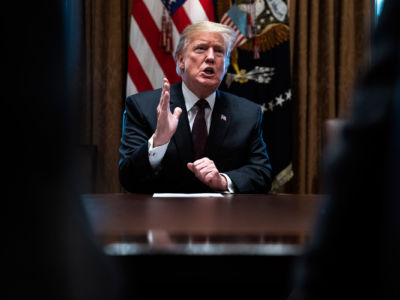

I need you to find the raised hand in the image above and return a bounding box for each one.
[153,78,182,147]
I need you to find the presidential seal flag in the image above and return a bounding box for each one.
[126,0,215,96]
[218,0,293,191]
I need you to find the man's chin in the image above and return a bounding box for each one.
[198,78,220,89]
[185,77,222,97]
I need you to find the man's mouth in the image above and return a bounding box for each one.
[203,67,215,75]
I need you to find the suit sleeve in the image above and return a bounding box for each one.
[118,95,160,193]
[225,107,273,193]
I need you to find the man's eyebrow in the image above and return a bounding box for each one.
[192,41,225,48]
[192,41,207,45]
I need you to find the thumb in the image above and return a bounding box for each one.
[187,162,194,172]
[173,107,182,119]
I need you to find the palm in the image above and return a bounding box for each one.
[153,78,182,147]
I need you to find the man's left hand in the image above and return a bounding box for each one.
[187,158,227,191]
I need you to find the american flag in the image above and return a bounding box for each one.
[127,0,215,96]
[220,5,248,49]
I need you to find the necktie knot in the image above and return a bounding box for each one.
[195,99,209,111]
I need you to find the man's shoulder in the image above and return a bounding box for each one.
[126,87,162,104]
[125,86,163,113]
[125,82,182,106]
[218,89,261,111]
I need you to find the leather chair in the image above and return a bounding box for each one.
[323,118,346,151]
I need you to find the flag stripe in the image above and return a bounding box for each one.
[143,0,164,30]
[171,5,192,33]
[128,46,153,92]
[126,73,138,97]
[142,0,181,74]
[132,1,180,84]
[220,13,247,48]
[143,0,181,49]
[220,14,229,24]
[129,16,164,89]
[199,0,214,21]
[183,0,208,24]
[235,35,246,47]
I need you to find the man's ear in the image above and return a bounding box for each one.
[177,55,185,73]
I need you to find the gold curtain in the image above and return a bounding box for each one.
[288,0,372,194]
[82,0,132,192]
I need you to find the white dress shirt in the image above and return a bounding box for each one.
[148,82,234,192]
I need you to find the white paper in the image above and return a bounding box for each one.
[153,193,224,198]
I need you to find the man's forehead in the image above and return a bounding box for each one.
[188,32,225,45]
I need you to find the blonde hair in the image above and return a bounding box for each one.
[174,21,237,76]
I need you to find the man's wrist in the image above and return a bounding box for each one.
[148,135,169,170]
[220,173,234,193]
[153,131,170,148]
[219,174,228,191]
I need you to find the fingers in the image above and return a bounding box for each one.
[173,106,182,120]
[158,78,181,121]
[203,169,220,183]
[153,78,181,147]
[187,158,208,171]
[187,158,217,180]
[160,78,170,111]
[187,158,226,190]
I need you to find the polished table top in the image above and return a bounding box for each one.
[82,193,322,256]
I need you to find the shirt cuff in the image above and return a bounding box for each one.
[220,173,235,193]
[148,135,169,170]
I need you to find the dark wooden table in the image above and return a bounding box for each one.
[82,193,322,299]
[82,193,321,255]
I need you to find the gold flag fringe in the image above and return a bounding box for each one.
[270,163,293,193]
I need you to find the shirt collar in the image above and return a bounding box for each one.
[182,82,216,112]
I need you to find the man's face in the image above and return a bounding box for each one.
[178,32,227,99]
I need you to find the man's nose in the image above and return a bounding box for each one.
[205,48,215,62]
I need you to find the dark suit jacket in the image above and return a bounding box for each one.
[119,81,272,193]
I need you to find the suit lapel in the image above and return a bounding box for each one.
[169,85,230,162]
[169,82,194,163]
[206,90,230,157]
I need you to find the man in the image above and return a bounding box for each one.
[119,21,272,193]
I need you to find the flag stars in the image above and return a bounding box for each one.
[268,101,275,111]
[261,89,292,113]
[260,103,267,113]
[275,95,285,106]
[285,90,291,100]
